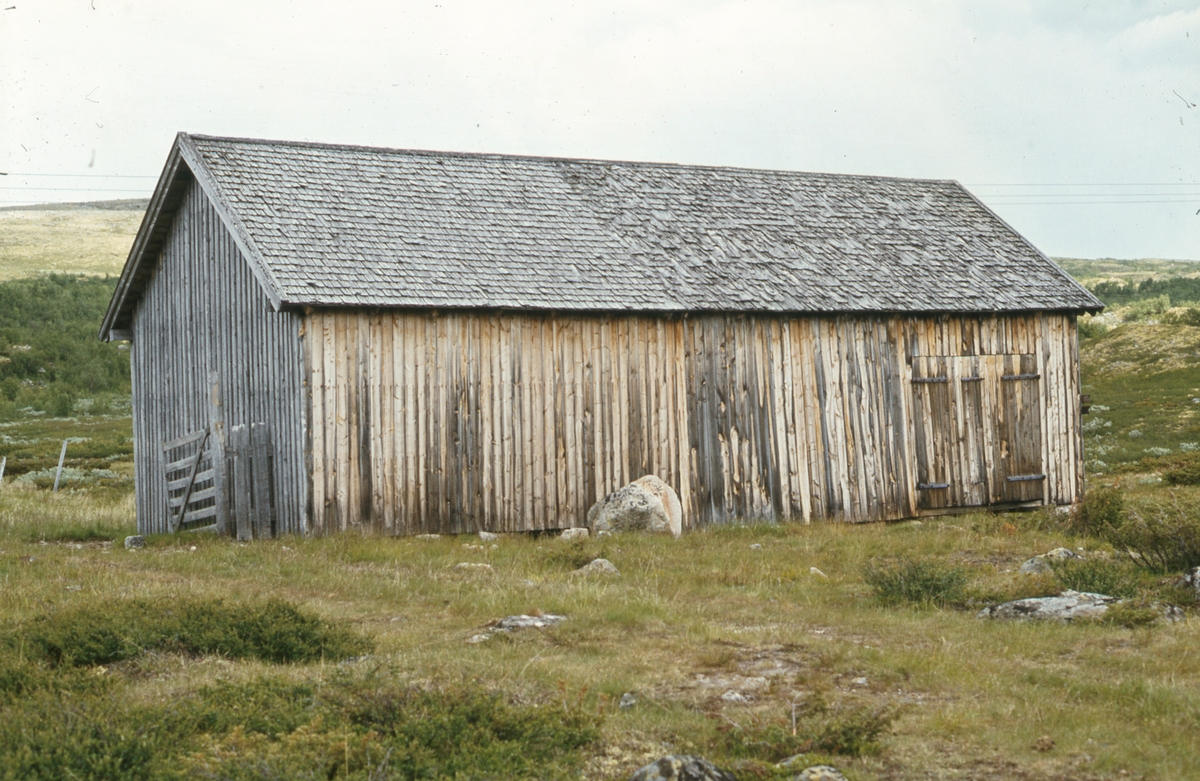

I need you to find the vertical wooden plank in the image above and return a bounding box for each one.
[230,425,251,541]
[250,422,273,538]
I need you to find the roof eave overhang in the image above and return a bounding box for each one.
[99,132,287,342]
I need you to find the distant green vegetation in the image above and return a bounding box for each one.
[1054,257,1200,289]
[0,274,130,421]
[1089,277,1200,309]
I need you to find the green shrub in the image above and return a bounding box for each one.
[863,557,967,607]
[1077,316,1109,339]
[24,520,128,543]
[1109,494,1200,572]
[1070,486,1126,536]
[1097,601,1164,629]
[44,386,77,418]
[1050,558,1142,598]
[1162,307,1200,327]
[18,597,370,667]
[718,694,899,760]
[1125,294,1172,321]
[0,690,166,781]
[1163,454,1200,486]
[0,670,600,781]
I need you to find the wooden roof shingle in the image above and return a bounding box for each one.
[101,133,1100,337]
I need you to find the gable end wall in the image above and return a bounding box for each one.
[129,178,308,534]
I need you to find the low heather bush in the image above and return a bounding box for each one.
[18,597,370,667]
[1050,558,1142,598]
[863,557,967,607]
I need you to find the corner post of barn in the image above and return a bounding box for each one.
[207,370,230,536]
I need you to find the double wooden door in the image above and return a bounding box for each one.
[910,354,1044,511]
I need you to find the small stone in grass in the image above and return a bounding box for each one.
[619,692,637,709]
[790,766,848,781]
[414,534,441,540]
[1033,735,1056,752]
[124,535,145,549]
[478,531,499,542]
[560,527,589,541]
[749,543,763,550]
[572,558,619,577]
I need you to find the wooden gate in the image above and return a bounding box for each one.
[162,429,219,532]
[910,354,1043,511]
[161,422,276,539]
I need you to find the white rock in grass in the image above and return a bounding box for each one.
[124,535,145,549]
[1020,547,1081,575]
[452,562,494,574]
[478,531,499,542]
[588,475,683,538]
[415,534,441,540]
[492,614,567,631]
[977,590,1116,622]
[559,527,589,541]
[1183,566,1200,599]
[789,766,849,781]
[571,558,620,577]
[1018,557,1053,575]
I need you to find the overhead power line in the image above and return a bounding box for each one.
[0,172,158,178]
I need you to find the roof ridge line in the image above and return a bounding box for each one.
[184,133,959,186]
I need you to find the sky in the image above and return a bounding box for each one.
[1,0,1198,260]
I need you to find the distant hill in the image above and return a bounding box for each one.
[0,199,147,281]
[1054,257,1200,288]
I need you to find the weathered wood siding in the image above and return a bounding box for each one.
[302,310,1082,534]
[129,177,308,535]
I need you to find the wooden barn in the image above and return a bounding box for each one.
[100,133,1102,539]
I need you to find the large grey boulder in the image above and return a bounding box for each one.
[589,475,683,538]
[630,755,736,781]
[977,590,1117,621]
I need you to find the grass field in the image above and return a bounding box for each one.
[0,200,144,281]
[0,487,1197,780]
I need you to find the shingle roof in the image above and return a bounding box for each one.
[104,133,1101,335]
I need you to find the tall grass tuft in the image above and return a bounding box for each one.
[862,557,967,607]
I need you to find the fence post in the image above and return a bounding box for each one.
[52,440,68,492]
[0,455,6,484]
